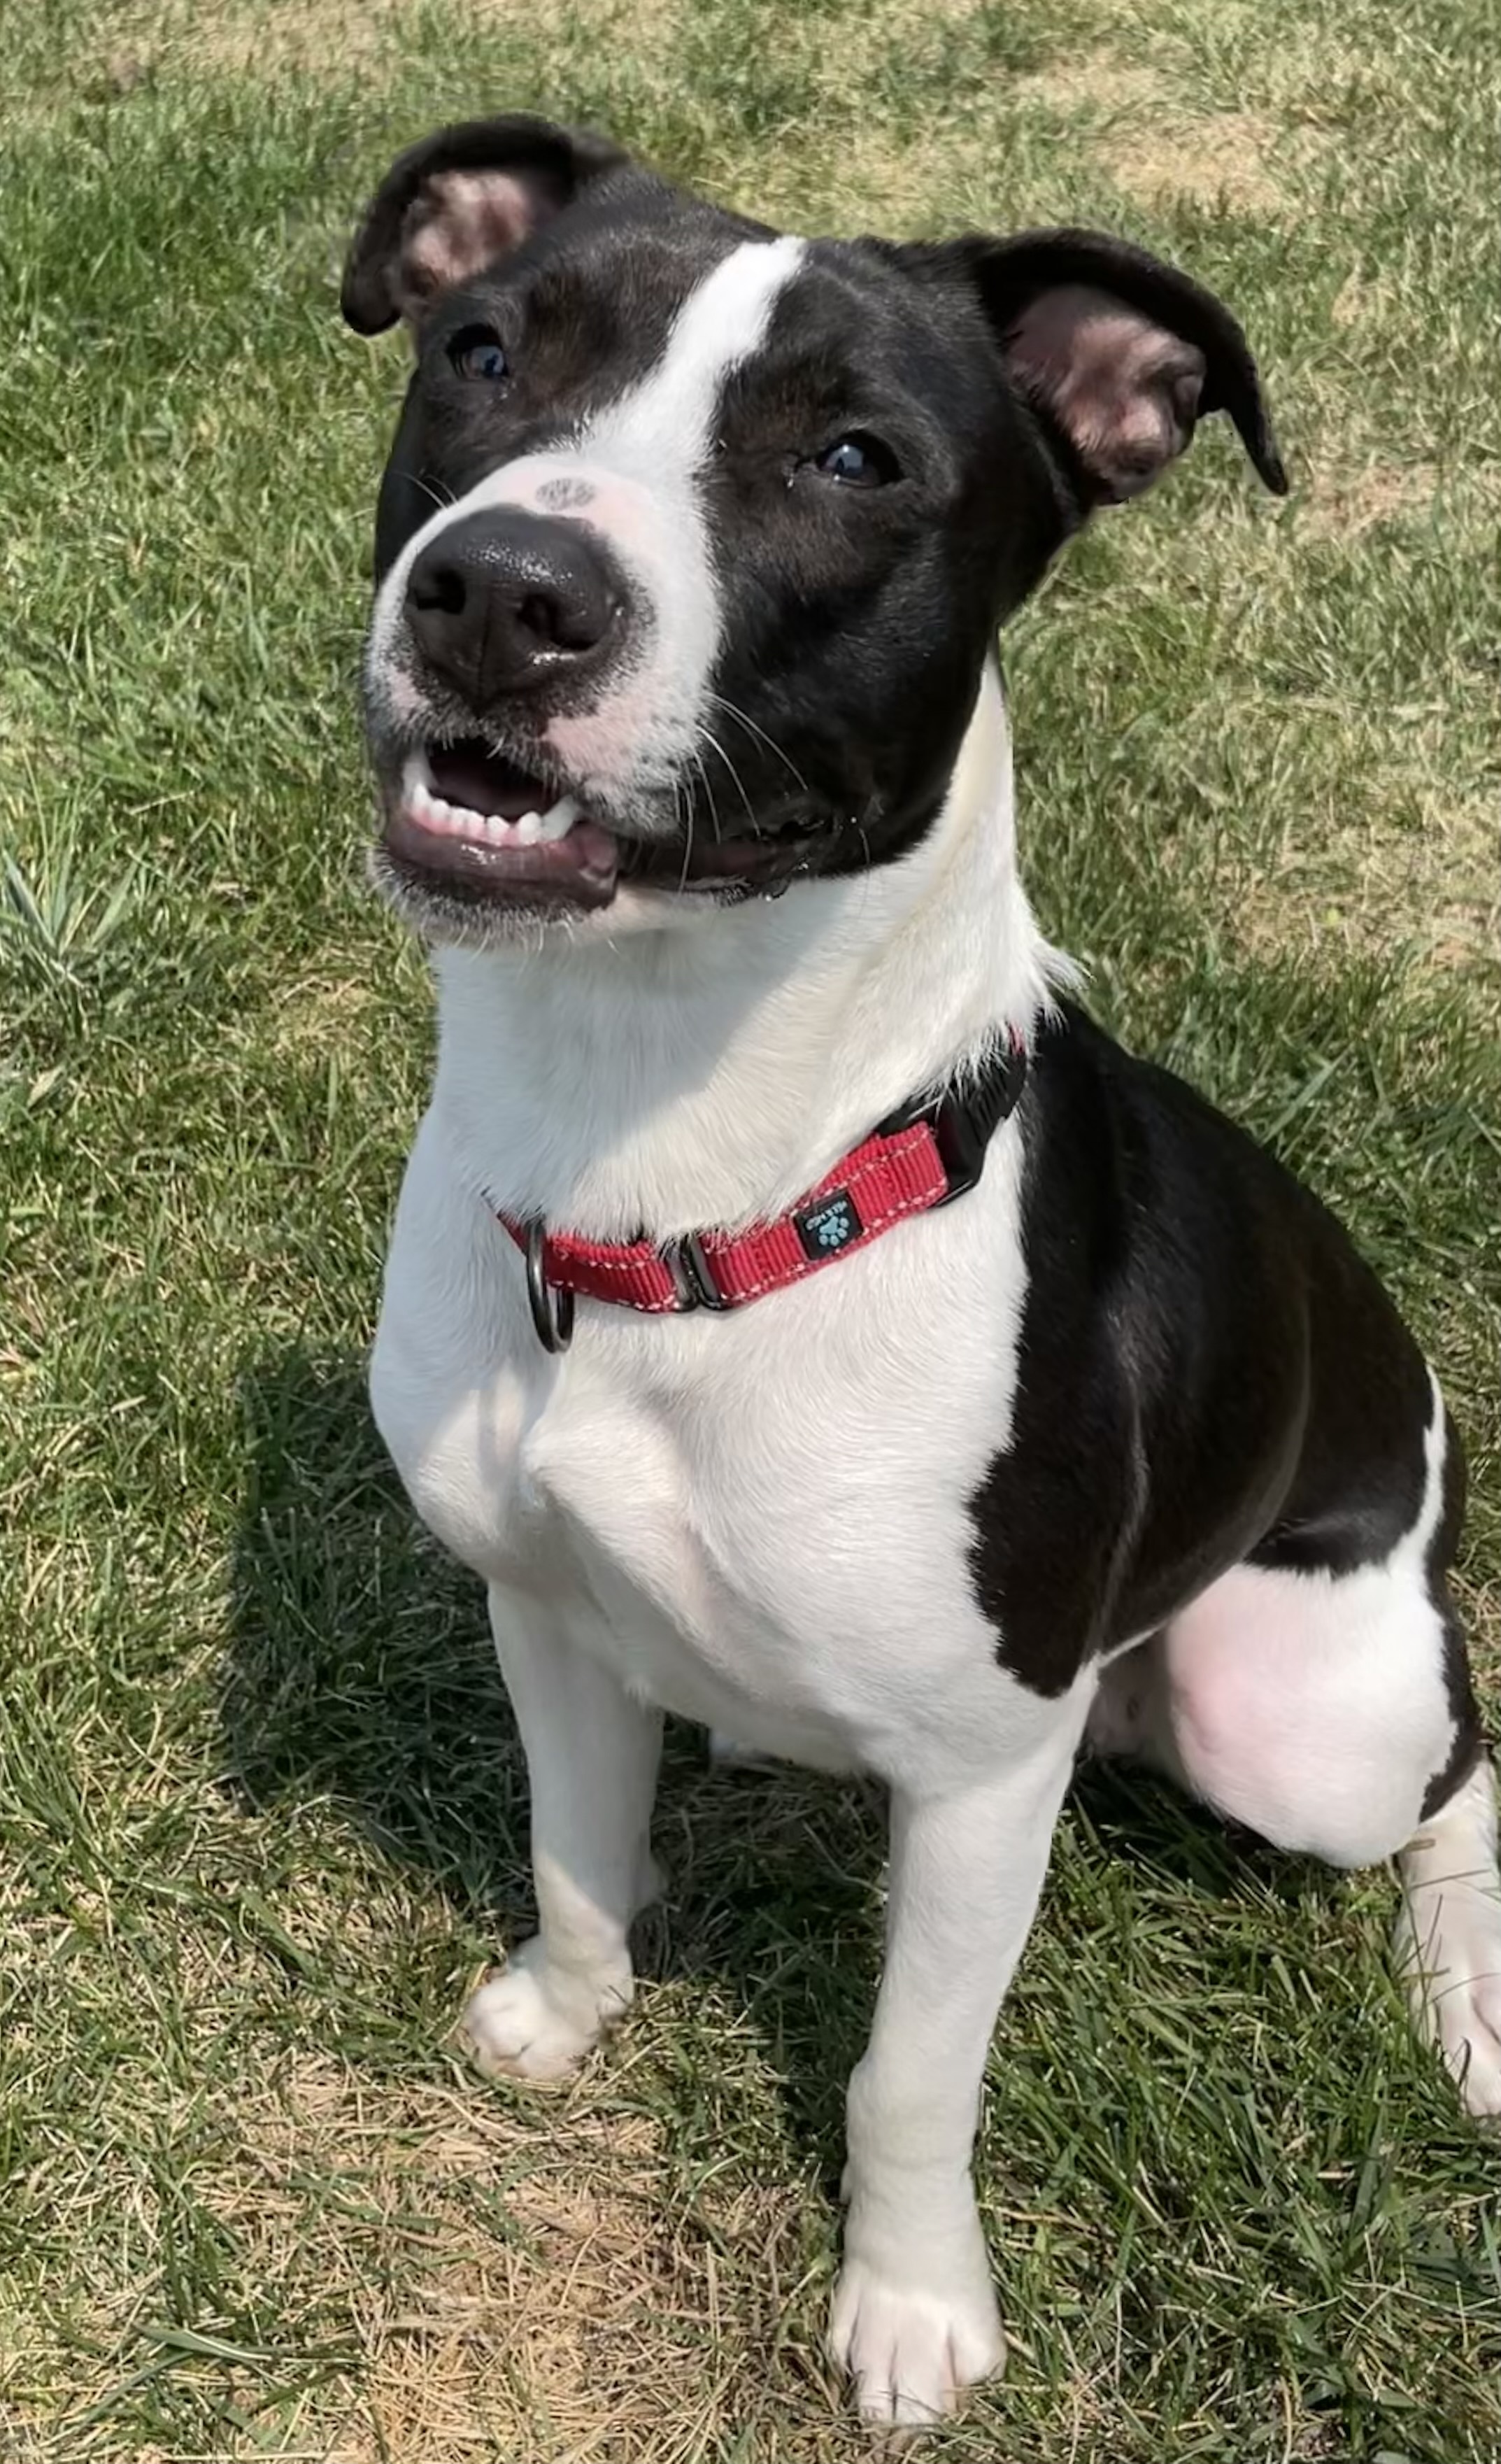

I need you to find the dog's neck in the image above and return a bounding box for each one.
[425,667,1055,1237]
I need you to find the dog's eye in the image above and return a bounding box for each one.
[448,326,509,383]
[811,432,898,488]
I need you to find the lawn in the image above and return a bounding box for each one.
[1,0,1498,2456]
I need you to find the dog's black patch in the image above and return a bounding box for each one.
[1418,1412,1485,1818]
[969,1005,1446,1697]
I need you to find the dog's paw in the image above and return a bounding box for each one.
[829,2251,1004,2439]
[1414,1962,1501,2118]
[460,1941,631,2083]
[1397,1860,1501,2121]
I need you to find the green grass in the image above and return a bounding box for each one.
[2,0,1498,2455]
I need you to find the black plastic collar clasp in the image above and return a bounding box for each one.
[930,1089,991,1205]
[879,1033,1028,1207]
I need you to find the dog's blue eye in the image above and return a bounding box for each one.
[812,433,896,487]
[449,327,508,383]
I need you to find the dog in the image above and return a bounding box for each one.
[341,115,1501,2433]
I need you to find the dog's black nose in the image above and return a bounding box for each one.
[404,510,620,704]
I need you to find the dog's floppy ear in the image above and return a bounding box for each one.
[341,114,629,337]
[910,229,1286,506]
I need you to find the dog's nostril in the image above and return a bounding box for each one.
[520,585,616,653]
[409,560,467,617]
[520,591,560,642]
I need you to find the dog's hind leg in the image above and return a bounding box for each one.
[1090,1388,1501,2116]
[1094,1606,1501,2115]
[1396,1753,1501,2116]
[462,1580,663,2083]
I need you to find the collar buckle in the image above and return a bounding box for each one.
[886,1033,1028,1208]
[664,1230,731,1312]
[931,1088,990,1205]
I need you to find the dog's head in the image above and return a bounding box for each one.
[345,115,1284,943]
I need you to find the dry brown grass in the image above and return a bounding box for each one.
[1014,50,1170,116]
[75,0,685,94]
[1009,41,1329,221]
[263,970,383,1060]
[29,2055,832,2464]
[89,0,413,84]
[1097,111,1313,218]
[1299,460,1442,540]
[1226,769,1498,981]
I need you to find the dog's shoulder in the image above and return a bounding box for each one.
[973,999,1416,1691]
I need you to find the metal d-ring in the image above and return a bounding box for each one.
[525,1218,574,1354]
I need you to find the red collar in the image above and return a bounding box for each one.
[498,1033,1028,1351]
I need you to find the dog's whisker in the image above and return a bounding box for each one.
[705,691,811,794]
[696,724,757,833]
[671,769,699,893]
[687,744,727,847]
[410,472,457,516]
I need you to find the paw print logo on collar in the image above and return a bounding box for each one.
[794,1189,863,1261]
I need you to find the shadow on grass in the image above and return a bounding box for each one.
[222,1338,1334,2176]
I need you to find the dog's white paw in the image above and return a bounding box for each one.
[1448,1979,1501,2118]
[829,2245,1004,2437]
[1397,1794,1501,2123]
[461,1941,631,2083]
[1413,1962,1501,2118]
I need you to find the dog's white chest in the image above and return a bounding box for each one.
[371,1109,1032,1778]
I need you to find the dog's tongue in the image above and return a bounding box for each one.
[429,742,549,819]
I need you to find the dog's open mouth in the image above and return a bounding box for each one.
[381,741,820,911]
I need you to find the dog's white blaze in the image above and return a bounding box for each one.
[548,234,805,794]
[583,231,806,481]
[367,236,806,808]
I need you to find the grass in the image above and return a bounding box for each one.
[1,0,1498,2455]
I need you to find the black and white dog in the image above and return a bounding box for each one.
[342,116,1500,2433]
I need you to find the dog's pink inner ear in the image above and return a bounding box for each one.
[394,169,543,323]
[1003,283,1207,502]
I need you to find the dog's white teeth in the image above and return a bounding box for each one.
[402,775,576,851]
[534,795,579,843]
[410,779,458,833]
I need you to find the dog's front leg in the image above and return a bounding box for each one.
[462,1580,663,2083]
[832,1706,1086,2435]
